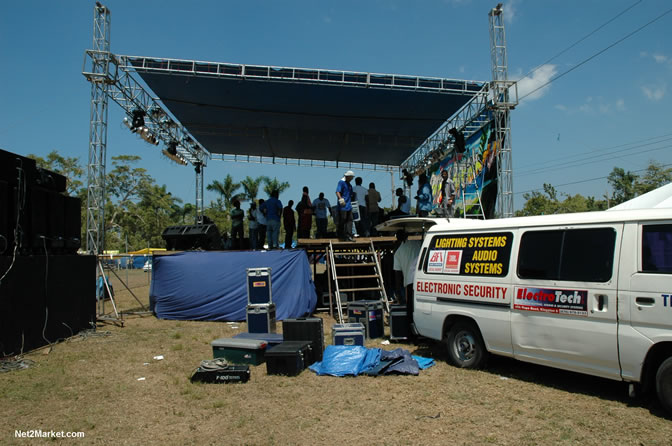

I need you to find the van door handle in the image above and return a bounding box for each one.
[597,294,605,311]
[635,297,655,307]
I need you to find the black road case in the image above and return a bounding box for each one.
[282,317,324,364]
[265,341,312,376]
[190,364,250,384]
[247,303,276,334]
[389,304,410,340]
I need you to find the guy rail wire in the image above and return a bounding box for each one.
[518,6,672,102]
[518,0,643,83]
[515,162,672,196]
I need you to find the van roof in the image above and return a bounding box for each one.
[427,208,672,233]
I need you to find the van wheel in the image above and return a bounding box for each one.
[656,357,672,414]
[446,322,487,369]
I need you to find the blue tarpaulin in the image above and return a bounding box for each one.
[149,250,317,321]
[309,345,435,377]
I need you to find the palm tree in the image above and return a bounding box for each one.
[262,177,291,197]
[240,176,268,202]
[207,174,244,213]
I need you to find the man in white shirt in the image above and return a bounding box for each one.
[352,177,369,237]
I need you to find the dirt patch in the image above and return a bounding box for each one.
[1,274,671,445]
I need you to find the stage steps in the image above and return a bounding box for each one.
[327,240,390,323]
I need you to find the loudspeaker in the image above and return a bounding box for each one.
[35,167,66,193]
[47,191,65,249]
[0,180,8,255]
[162,224,222,251]
[29,186,49,251]
[64,196,81,253]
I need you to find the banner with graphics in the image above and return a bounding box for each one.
[426,232,513,277]
[514,287,588,316]
[428,118,500,219]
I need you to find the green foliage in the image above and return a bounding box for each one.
[240,176,268,202]
[516,183,606,216]
[262,177,291,197]
[206,175,244,213]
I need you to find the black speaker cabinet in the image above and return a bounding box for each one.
[0,180,8,255]
[47,191,65,249]
[162,224,222,251]
[63,195,81,253]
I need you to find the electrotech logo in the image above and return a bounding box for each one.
[514,287,588,316]
[252,281,266,287]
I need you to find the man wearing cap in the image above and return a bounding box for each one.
[335,170,355,242]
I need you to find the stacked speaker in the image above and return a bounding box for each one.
[0,148,95,355]
[0,148,81,255]
[162,223,222,251]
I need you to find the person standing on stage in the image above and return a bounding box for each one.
[437,169,456,218]
[296,186,313,239]
[335,170,355,242]
[365,182,382,235]
[283,199,296,249]
[230,199,244,249]
[414,173,433,217]
[352,177,369,237]
[388,188,411,218]
[261,190,283,249]
[256,198,267,248]
[248,202,258,249]
[312,192,331,239]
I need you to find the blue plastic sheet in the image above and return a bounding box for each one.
[149,250,317,321]
[310,346,435,377]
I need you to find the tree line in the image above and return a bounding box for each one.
[27,151,670,252]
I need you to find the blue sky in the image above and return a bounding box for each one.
[1,0,670,212]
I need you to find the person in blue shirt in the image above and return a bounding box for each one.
[260,190,283,249]
[312,192,332,239]
[414,173,433,217]
[335,170,355,241]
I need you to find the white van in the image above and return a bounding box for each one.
[380,209,672,413]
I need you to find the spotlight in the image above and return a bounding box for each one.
[131,109,145,131]
[402,168,413,187]
[449,128,466,153]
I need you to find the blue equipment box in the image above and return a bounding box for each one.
[247,267,272,304]
[247,303,276,334]
[331,323,365,346]
[347,300,384,339]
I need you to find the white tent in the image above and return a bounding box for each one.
[608,182,672,211]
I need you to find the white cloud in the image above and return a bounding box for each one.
[558,96,625,115]
[516,64,557,101]
[554,104,567,111]
[503,0,518,24]
[616,99,626,111]
[642,83,667,101]
[653,54,668,64]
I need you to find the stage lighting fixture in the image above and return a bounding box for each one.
[401,168,414,187]
[195,162,202,174]
[449,128,466,153]
[131,109,145,131]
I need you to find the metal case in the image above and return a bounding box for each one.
[389,304,410,340]
[331,323,366,346]
[282,317,324,364]
[247,267,272,304]
[246,303,277,334]
[347,300,384,339]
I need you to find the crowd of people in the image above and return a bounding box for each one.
[223,168,456,249]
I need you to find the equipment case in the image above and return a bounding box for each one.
[265,341,312,376]
[389,304,410,340]
[190,364,250,384]
[211,337,267,365]
[234,332,284,347]
[282,317,324,364]
[247,303,276,333]
[247,267,272,304]
[347,300,384,339]
[331,323,366,346]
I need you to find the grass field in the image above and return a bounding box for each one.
[1,270,671,445]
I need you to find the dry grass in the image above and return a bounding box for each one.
[1,270,671,445]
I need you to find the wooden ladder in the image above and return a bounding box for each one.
[327,240,390,323]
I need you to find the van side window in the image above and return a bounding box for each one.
[518,228,616,282]
[642,224,672,273]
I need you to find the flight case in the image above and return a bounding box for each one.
[331,323,366,346]
[246,303,276,333]
[211,338,268,365]
[265,341,312,376]
[347,300,384,339]
[282,317,324,364]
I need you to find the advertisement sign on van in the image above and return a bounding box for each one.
[514,287,588,316]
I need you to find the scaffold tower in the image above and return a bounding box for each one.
[489,3,517,218]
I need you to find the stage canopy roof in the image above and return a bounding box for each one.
[128,56,486,168]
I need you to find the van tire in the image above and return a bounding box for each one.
[446,322,487,369]
[656,357,672,414]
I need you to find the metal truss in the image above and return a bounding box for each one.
[122,55,486,95]
[400,83,491,174]
[85,3,111,256]
[489,3,517,218]
[83,52,209,167]
[210,153,398,173]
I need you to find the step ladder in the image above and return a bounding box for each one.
[327,240,390,323]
